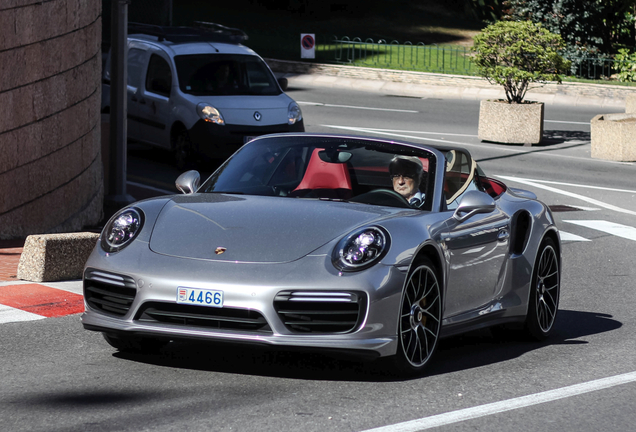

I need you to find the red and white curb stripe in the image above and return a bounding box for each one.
[0,282,84,324]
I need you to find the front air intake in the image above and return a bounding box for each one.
[84,268,137,317]
[135,302,272,333]
[274,291,366,334]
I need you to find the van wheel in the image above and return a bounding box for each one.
[174,129,195,170]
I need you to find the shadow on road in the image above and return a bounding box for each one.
[113,309,621,382]
[541,130,591,146]
[476,137,591,164]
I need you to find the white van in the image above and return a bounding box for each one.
[102,23,304,168]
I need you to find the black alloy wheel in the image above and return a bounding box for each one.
[394,257,442,374]
[525,237,560,340]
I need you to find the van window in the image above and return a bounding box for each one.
[145,54,172,97]
[127,48,146,88]
[174,54,282,96]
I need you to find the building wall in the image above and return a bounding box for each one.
[0,0,103,239]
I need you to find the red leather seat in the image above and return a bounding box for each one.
[291,148,352,199]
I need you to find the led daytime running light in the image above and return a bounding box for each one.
[333,226,390,272]
[101,208,144,253]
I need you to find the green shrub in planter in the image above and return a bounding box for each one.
[615,49,636,82]
[472,21,570,103]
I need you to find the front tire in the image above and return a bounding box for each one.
[174,129,195,170]
[393,258,442,375]
[524,237,560,340]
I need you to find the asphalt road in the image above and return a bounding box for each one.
[2,84,635,431]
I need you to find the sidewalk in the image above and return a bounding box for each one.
[268,59,636,108]
[0,239,23,283]
[0,239,85,324]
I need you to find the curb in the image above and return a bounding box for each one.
[267,59,636,108]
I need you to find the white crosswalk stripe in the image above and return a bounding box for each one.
[564,220,636,242]
[559,231,591,242]
[0,304,45,324]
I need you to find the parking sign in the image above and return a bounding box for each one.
[301,33,315,59]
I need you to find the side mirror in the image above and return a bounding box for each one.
[277,77,288,91]
[453,190,496,223]
[175,170,201,194]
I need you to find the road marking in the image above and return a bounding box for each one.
[327,126,478,138]
[320,125,634,166]
[0,284,84,324]
[564,220,636,242]
[497,175,636,216]
[524,179,636,194]
[322,124,472,146]
[559,231,591,242]
[0,304,46,324]
[360,371,636,432]
[298,101,418,113]
[567,205,600,211]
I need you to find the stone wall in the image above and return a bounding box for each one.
[0,0,103,239]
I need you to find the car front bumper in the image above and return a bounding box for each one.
[81,241,405,358]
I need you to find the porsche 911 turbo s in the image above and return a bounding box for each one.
[82,133,561,374]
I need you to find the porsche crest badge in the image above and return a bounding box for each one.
[215,247,227,255]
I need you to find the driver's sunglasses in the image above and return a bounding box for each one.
[391,174,413,181]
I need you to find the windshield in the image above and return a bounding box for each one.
[200,136,436,210]
[174,54,282,96]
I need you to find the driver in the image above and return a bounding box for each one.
[389,155,425,207]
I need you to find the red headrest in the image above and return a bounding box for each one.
[293,148,352,191]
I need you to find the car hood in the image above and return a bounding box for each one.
[185,94,292,110]
[185,94,293,126]
[148,194,398,263]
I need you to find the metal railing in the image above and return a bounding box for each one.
[569,57,617,80]
[326,36,626,81]
[329,37,477,76]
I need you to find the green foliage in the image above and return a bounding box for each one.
[615,49,636,82]
[504,1,636,68]
[472,21,570,103]
[466,0,505,21]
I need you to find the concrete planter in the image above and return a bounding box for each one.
[626,94,636,113]
[591,114,636,161]
[478,99,544,145]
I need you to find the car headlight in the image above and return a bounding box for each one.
[101,208,144,253]
[287,101,302,125]
[197,103,225,125]
[332,226,390,272]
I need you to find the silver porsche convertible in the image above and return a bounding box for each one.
[82,133,561,374]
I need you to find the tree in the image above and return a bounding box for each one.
[472,21,570,103]
[505,0,636,56]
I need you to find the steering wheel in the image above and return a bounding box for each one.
[349,189,411,208]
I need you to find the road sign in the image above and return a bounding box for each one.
[301,33,315,59]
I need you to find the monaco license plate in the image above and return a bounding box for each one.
[177,287,223,308]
